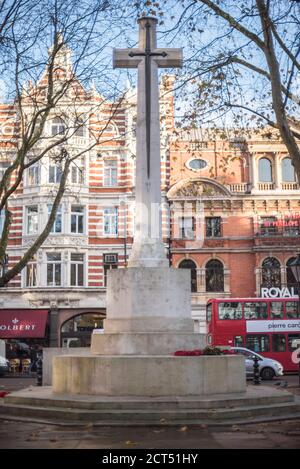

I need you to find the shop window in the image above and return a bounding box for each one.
[205,259,224,292]
[178,259,197,292]
[61,313,104,348]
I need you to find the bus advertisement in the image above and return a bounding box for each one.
[206,298,300,372]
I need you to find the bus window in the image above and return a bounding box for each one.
[286,302,300,319]
[271,302,284,319]
[246,335,270,353]
[234,336,244,347]
[244,302,268,319]
[288,334,300,352]
[218,302,243,320]
[206,303,212,322]
[272,334,286,352]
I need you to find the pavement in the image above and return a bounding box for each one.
[0,373,299,449]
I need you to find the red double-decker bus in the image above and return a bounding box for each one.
[206,298,300,372]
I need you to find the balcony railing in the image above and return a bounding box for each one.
[227,183,251,193]
[257,182,275,191]
[281,182,299,191]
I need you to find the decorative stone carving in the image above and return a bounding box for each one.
[175,181,229,198]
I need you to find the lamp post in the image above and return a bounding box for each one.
[289,253,300,387]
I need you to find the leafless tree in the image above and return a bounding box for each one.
[0,0,127,286]
[133,0,300,178]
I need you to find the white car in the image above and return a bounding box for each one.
[0,356,9,377]
[231,347,284,380]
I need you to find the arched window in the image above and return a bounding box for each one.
[178,259,197,292]
[282,157,295,182]
[51,117,66,136]
[61,313,104,347]
[286,257,297,288]
[205,259,224,292]
[261,257,281,288]
[258,157,272,182]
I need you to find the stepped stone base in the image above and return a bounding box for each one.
[1,386,299,425]
[52,354,246,396]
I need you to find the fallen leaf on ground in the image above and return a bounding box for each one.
[125,440,138,446]
[231,425,240,432]
[83,423,94,431]
[178,426,188,432]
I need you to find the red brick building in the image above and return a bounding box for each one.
[168,128,300,332]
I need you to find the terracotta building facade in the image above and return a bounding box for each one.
[168,129,300,332]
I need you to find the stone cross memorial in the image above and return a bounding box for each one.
[113,17,182,267]
[52,18,245,398]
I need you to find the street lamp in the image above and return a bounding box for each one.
[289,253,300,387]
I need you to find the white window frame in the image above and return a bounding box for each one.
[179,216,194,239]
[26,206,39,235]
[48,164,62,184]
[51,117,66,136]
[28,164,40,186]
[46,252,62,286]
[71,205,85,234]
[71,157,85,185]
[48,204,62,234]
[104,207,118,236]
[70,253,85,286]
[103,160,118,187]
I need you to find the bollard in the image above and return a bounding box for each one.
[36,351,43,386]
[253,355,261,385]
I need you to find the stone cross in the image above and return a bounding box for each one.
[113,17,182,268]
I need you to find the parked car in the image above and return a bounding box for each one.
[230,347,284,380]
[0,356,9,377]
